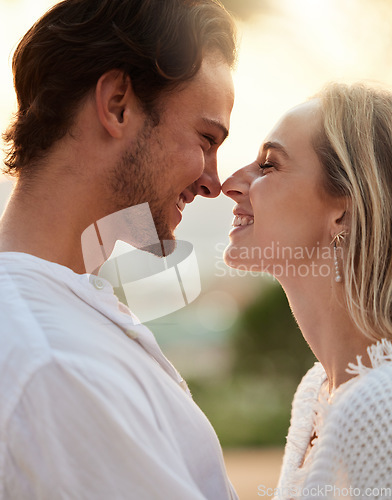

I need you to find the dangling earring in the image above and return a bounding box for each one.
[331,231,345,283]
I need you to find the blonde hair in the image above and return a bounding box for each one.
[314,82,392,342]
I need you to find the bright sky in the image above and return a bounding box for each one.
[219,0,392,179]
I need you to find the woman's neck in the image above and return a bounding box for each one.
[280,274,375,392]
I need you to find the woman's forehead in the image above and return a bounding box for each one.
[261,99,322,154]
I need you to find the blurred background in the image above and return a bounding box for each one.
[2,0,392,497]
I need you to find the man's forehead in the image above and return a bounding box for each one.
[157,53,234,138]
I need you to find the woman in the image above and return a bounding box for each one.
[222,83,392,499]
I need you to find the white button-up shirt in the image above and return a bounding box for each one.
[0,253,238,500]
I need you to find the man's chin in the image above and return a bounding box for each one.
[161,238,176,256]
[141,212,177,256]
[142,238,176,257]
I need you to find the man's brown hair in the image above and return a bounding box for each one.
[3,0,236,176]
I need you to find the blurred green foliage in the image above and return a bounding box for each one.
[188,281,316,446]
[189,374,296,446]
[231,282,316,380]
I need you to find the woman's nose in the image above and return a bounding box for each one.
[222,164,252,201]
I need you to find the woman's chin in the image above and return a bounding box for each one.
[223,251,261,272]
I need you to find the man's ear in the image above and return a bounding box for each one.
[95,70,135,139]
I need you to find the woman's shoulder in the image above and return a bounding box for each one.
[294,362,326,399]
[288,362,326,420]
[330,339,392,419]
[309,341,392,489]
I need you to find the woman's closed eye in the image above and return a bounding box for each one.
[258,161,275,175]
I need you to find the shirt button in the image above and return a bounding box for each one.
[125,329,138,340]
[93,278,105,290]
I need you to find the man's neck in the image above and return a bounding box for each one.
[0,177,91,274]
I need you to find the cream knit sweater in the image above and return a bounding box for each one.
[274,340,392,500]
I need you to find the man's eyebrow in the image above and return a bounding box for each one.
[262,141,290,159]
[202,118,229,143]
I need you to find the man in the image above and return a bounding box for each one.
[0,0,237,498]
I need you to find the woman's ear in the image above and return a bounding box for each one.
[95,70,134,139]
[329,198,350,241]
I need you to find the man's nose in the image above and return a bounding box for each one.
[194,158,221,198]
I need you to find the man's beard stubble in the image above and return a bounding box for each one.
[106,115,176,257]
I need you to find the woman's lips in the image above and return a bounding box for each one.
[232,214,254,227]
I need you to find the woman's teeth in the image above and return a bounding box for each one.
[232,215,254,227]
[176,196,186,212]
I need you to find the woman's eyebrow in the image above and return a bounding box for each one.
[262,141,290,159]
